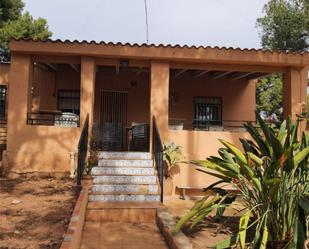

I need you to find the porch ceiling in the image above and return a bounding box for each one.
[170,68,271,81]
[35,62,81,72]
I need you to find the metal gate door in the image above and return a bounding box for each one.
[100,91,127,151]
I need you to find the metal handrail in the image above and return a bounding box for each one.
[27,111,80,127]
[152,116,164,202]
[77,114,89,185]
[168,118,257,130]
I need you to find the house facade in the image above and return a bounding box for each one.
[0,39,308,189]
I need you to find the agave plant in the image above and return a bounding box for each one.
[174,114,309,249]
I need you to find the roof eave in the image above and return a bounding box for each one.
[9,39,309,67]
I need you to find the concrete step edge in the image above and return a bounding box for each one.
[98,152,152,160]
[90,191,159,195]
[89,194,161,202]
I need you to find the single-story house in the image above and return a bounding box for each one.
[0,39,308,194]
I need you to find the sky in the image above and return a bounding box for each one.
[23,0,269,49]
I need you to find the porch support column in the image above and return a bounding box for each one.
[7,54,32,138]
[5,54,32,171]
[80,57,96,129]
[150,61,169,152]
[283,66,308,133]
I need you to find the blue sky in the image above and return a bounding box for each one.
[23,0,269,49]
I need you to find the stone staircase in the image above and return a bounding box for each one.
[89,151,161,202]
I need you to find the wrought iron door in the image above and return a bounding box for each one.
[100,91,127,151]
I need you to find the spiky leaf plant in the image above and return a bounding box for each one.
[163,142,184,178]
[174,114,309,249]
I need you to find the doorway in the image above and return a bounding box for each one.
[100,91,128,151]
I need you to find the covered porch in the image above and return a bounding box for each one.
[5,39,308,176]
[23,60,268,154]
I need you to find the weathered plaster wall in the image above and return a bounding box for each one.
[93,71,151,126]
[3,51,307,185]
[32,68,151,127]
[166,76,256,192]
[32,66,80,111]
[168,130,251,191]
[169,76,256,128]
[4,56,82,174]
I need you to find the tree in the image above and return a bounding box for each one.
[256,75,283,120]
[256,0,309,120]
[0,0,52,61]
[0,0,24,27]
[257,0,309,52]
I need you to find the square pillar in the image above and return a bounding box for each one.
[80,57,96,128]
[150,61,169,151]
[283,66,308,132]
[7,54,32,148]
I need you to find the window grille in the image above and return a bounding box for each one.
[57,90,80,115]
[194,96,222,129]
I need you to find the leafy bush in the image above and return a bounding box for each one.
[174,114,309,249]
[163,142,184,178]
[86,124,101,175]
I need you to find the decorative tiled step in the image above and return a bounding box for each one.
[98,159,153,167]
[91,167,155,176]
[92,184,159,194]
[89,194,161,202]
[98,151,152,160]
[93,175,157,184]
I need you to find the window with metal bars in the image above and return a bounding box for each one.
[57,90,80,115]
[194,96,222,129]
[0,86,7,118]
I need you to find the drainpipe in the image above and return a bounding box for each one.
[69,152,76,179]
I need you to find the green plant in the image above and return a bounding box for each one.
[174,114,309,249]
[86,156,96,175]
[163,141,184,178]
[86,124,101,175]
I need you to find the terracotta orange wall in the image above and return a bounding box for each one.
[32,68,151,126]
[0,63,10,86]
[166,76,256,191]
[168,130,251,190]
[32,67,80,111]
[169,75,256,127]
[4,56,82,174]
[3,58,257,179]
[93,72,150,126]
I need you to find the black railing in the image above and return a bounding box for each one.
[77,114,89,186]
[27,111,80,127]
[169,118,256,131]
[0,118,7,145]
[152,117,164,202]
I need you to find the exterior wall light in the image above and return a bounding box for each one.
[120,59,129,67]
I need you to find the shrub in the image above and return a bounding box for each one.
[174,114,309,249]
[163,141,184,178]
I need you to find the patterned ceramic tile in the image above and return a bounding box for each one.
[90,156,160,202]
[98,159,153,167]
[91,167,154,176]
[92,184,159,193]
[98,151,152,160]
[93,175,157,184]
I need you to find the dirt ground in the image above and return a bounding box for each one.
[165,198,245,249]
[0,176,79,249]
